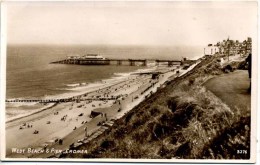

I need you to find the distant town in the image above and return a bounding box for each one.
[204,37,252,56]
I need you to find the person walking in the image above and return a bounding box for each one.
[84,127,88,137]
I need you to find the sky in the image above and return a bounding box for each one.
[5,1,258,46]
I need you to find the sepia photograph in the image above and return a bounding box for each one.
[0,1,258,163]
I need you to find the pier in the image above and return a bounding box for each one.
[51,58,184,66]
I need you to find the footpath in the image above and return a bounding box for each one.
[204,70,251,111]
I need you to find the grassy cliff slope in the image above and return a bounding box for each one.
[61,55,250,159]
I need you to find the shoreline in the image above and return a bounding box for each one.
[58,54,251,159]
[5,64,190,158]
[5,66,158,123]
[5,103,57,123]
[49,61,200,158]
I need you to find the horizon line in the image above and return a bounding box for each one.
[7,43,205,47]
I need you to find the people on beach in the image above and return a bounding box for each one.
[43,144,48,150]
[8,68,176,156]
[58,139,63,145]
[104,113,107,121]
[60,114,68,121]
[118,108,121,112]
[19,123,33,129]
[33,130,39,134]
[84,127,88,137]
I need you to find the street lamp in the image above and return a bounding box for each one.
[226,36,231,61]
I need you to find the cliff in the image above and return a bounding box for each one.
[60,54,250,159]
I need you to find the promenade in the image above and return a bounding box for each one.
[6,65,191,158]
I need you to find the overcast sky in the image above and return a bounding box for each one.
[6,1,258,46]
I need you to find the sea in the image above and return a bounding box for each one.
[6,45,203,118]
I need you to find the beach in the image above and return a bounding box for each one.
[57,53,251,160]
[5,64,194,158]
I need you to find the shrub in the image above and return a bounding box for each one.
[100,139,115,149]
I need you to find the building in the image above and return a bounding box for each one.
[204,44,219,55]
[205,37,252,56]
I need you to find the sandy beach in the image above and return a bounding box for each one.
[5,64,195,158]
